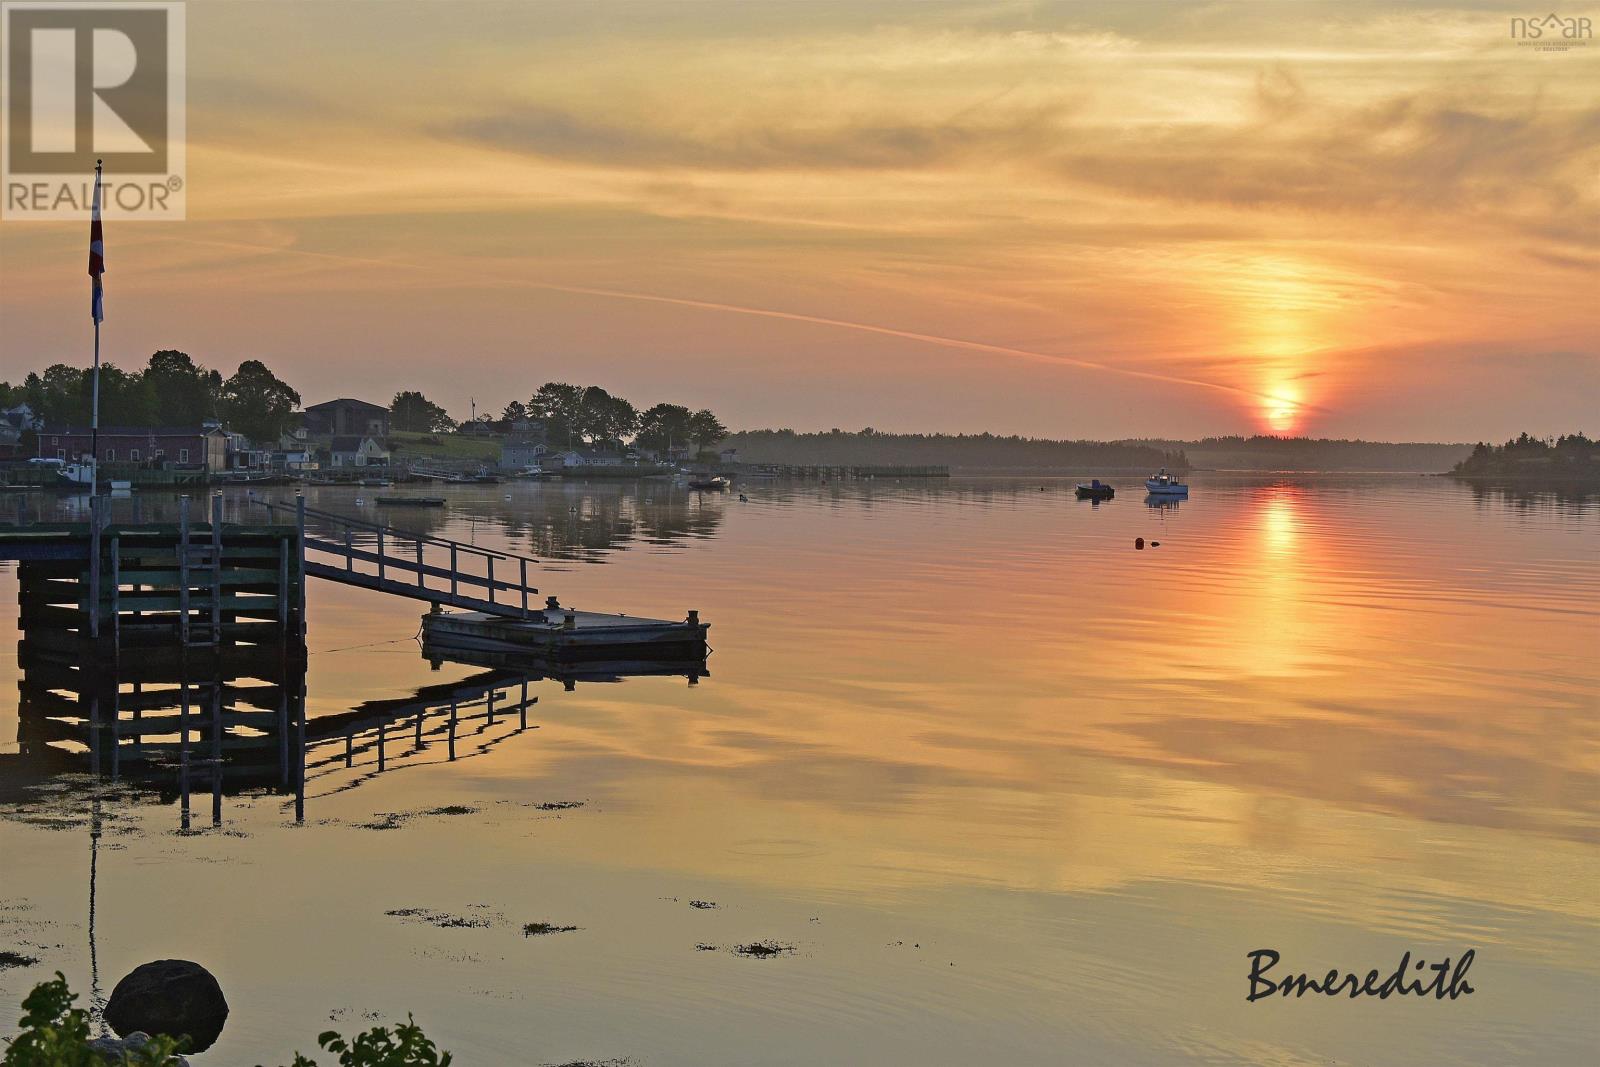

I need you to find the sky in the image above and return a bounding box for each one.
[0,0,1595,441]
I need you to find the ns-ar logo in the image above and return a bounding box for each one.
[1,2,186,220]
[1510,12,1594,41]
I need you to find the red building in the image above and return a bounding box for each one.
[39,426,229,470]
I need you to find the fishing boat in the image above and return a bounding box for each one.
[687,475,731,491]
[1075,480,1115,500]
[1145,469,1189,496]
[58,463,130,491]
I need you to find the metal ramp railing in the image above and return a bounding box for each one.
[251,497,542,619]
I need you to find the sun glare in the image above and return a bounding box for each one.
[1261,385,1302,435]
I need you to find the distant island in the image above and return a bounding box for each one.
[721,430,1477,473]
[1448,433,1600,483]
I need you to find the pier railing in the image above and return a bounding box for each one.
[251,497,542,619]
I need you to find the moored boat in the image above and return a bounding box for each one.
[1075,479,1115,500]
[1145,469,1189,496]
[687,475,731,491]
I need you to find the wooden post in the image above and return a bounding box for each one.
[295,494,306,641]
[87,495,101,639]
[345,528,354,572]
[486,688,495,726]
[210,493,223,643]
[520,559,528,617]
[278,542,290,637]
[376,525,385,582]
[178,496,190,644]
[415,539,424,589]
[450,544,458,598]
[377,720,386,772]
[211,685,223,826]
[110,535,120,651]
[486,556,494,605]
[448,699,457,761]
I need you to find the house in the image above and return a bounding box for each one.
[550,450,634,471]
[222,429,271,470]
[500,440,549,470]
[328,436,391,468]
[499,419,549,470]
[304,398,390,438]
[2,403,42,432]
[0,421,20,459]
[38,426,228,470]
[718,447,739,465]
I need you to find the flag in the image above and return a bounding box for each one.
[88,164,105,324]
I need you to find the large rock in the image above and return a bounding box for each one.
[104,960,229,1053]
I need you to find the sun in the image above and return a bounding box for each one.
[1261,385,1302,435]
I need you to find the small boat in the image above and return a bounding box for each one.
[687,475,731,491]
[1075,480,1115,500]
[375,496,446,507]
[359,477,394,487]
[1145,469,1189,496]
[58,464,130,491]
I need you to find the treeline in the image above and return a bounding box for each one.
[720,428,1185,469]
[1,352,301,443]
[401,382,728,452]
[1121,435,1474,472]
[1451,433,1599,480]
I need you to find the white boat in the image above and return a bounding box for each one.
[1144,469,1188,496]
[59,463,131,491]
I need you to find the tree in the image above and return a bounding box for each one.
[390,391,452,433]
[688,409,728,450]
[222,360,301,443]
[144,350,218,426]
[528,382,584,446]
[634,403,693,453]
[576,386,637,448]
[498,400,529,428]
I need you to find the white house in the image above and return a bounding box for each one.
[329,435,391,468]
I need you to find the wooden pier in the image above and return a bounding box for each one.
[3,491,707,659]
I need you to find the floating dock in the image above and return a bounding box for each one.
[421,604,708,660]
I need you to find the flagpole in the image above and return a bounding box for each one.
[89,159,103,494]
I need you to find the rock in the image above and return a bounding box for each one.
[88,1030,191,1065]
[104,960,228,1053]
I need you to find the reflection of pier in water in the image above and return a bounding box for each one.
[5,643,706,827]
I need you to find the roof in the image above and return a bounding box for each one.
[44,425,225,437]
[306,398,388,413]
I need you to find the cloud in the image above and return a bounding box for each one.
[437,102,1075,171]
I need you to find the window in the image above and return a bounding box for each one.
[104,448,114,461]
[154,449,164,460]
[56,448,66,460]
[179,448,190,463]
[130,449,141,461]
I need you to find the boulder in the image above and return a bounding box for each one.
[104,960,228,1053]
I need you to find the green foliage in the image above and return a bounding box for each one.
[635,402,693,453]
[4,976,448,1067]
[390,391,453,433]
[223,360,302,443]
[10,351,302,445]
[1452,432,1599,478]
[1,973,184,1067]
[274,1017,451,1067]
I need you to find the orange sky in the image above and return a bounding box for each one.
[1,0,1595,440]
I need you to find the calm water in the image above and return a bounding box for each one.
[1,474,1596,1066]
